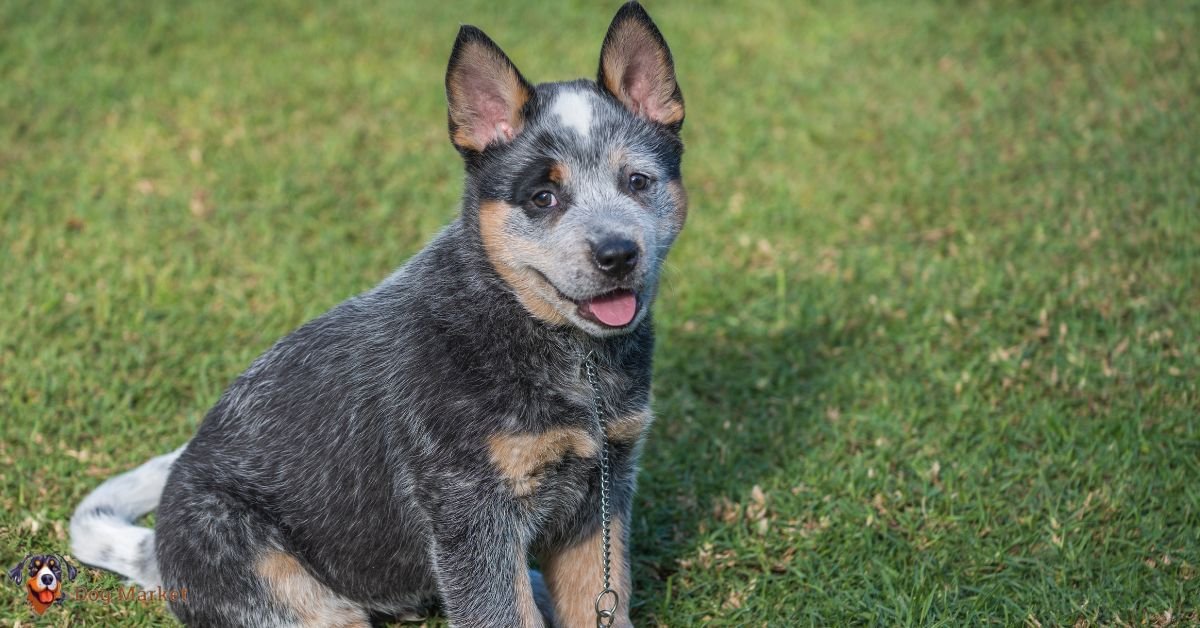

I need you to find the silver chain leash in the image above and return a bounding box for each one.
[583,351,619,627]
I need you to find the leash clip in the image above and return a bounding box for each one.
[595,587,619,627]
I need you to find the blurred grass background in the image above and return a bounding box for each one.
[2,0,1198,625]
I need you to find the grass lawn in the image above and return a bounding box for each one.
[3,0,1198,625]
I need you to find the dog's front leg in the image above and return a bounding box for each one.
[538,438,639,628]
[534,412,646,628]
[430,499,544,628]
[540,509,633,628]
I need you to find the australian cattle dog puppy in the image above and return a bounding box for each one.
[70,2,686,625]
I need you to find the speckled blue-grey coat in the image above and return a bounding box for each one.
[71,3,687,626]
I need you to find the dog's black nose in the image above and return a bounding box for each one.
[592,238,639,278]
[41,573,54,586]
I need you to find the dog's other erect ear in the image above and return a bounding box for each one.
[446,26,534,154]
[598,2,684,131]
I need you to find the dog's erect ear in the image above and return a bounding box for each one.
[598,1,684,131]
[8,556,27,584]
[446,25,534,153]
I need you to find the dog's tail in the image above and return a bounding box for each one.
[69,445,185,588]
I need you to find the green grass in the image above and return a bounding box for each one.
[3,0,1198,625]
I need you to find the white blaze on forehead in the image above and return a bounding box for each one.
[551,91,593,139]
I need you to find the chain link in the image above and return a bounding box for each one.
[584,351,619,628]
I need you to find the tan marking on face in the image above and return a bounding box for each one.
[549,162,570,185]
[608,147,629,171]
[479,200,569,325]
[257,551,369,628]
[488,428,599,497]
[606,407,653,444]
[540,519,631,628]
[666,179,689,229]
[447,43,531,152]
[602,20,684,126]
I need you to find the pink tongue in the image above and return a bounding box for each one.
[586,291,637,327]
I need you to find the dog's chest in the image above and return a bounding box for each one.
[484,362,649,509]
[486,422,600,501]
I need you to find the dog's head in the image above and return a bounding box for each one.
[9,554,77,614]
[447,2,686,337]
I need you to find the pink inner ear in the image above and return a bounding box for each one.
[454,60,524,149]
[602,22,682,126]
[475,92,517,143]
[622,61,659,118]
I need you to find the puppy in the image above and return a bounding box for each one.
[70,2,686,626]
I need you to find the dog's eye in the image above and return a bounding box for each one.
[628,172,651,192]
[531,190,557,208]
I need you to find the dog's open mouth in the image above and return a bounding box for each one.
[577,289,639,328]
[529,269,641,329]
[29,584,55,605]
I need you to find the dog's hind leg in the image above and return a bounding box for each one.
[428,498,546,628]
[254,550,370,628]
[156,486,369,627]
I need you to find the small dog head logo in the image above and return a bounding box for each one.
[8,554,77,615]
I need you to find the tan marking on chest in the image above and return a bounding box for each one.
[488,428,599,497]
[256,551,368,627]
[605,408,653,444]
